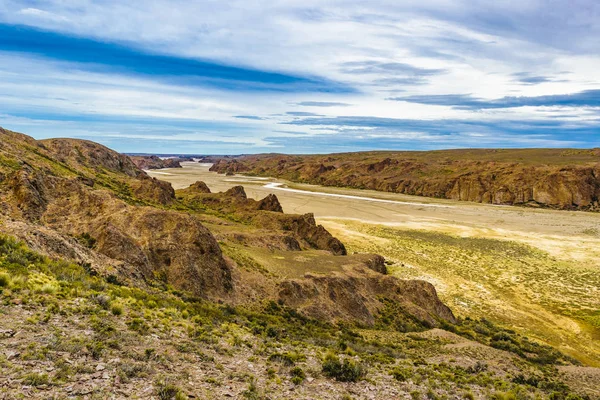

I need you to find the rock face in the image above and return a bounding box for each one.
[256,193,283,212]
[188,180,211,193]
[209,159,249,174]
[278,257,455,327]
[0,129,232,298]
[178,183,345,254]
[209,150,600,211]
[224,185,247,199]
[285,213,346,255]
[130,155,182,170]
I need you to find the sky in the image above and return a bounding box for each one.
[0,0,599,154]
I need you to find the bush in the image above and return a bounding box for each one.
[127,317,149,335]
[155,379,186,400]
[0,271,10,287]
[23,372,50,386]
[321,352,365,382]
[390,366,409,381]
[111,303,124,316]
[268,351,306,366]
[290,367,305,385]
[91,294,111,309]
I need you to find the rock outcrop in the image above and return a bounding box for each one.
[278,256,455,327]
[209,159,249,174]
[130,155,182,170]
[177,183,345,254]
[188,180,211,193]
[256,193,283,212]
[209,150,600,211]
[0,129,231,298]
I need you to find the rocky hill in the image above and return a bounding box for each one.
[130,155,183,170]
[0,127,455,323]
[209,149,600,211]
[0,127,596,399]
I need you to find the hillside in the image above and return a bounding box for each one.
[209,149,600,211]
[0,127,597,399]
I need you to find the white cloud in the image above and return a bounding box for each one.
[0,1,598,151]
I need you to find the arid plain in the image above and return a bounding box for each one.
[149,162,600,367]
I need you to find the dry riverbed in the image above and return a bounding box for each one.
[149,162,600,365]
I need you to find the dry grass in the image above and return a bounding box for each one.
[323,219,600,366]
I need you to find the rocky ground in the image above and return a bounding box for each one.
[0,237,590,399]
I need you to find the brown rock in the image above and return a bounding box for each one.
[278,266,455,327]
[129,155,182,170]
[224,186,247,199]
[256,194,283,212]
[188,181,211,193]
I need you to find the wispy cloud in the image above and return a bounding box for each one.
[233,115,265,120]
[0,24,352,93]
[387,90,600,110]
[295,101,352,107]
[339,61,446,85]
[286,111,323,116]
[0,1,599,152]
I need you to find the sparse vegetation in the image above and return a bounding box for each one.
[0,129,597,399]
[327,221,600,366]
[0,228,590,398]
[321,352,366,382]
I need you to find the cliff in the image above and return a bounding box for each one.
[209,149,600,211]
[129,155,183,170]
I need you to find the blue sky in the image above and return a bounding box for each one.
[0,1,599,154]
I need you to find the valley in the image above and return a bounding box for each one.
[0,128,597,399]
[150,163,600,366]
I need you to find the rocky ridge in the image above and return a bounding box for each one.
[129,155,183,170]
[0,127,452,328]
[209,150,600,211]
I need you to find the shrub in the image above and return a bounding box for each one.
[242,377,261,400]
[0,271,10,287]
[111,303,124,316]
[23,372,50,386]
[390,366,409,381]
[127,317,149,335]
[90,294,111,309]
[268,351,306,366]
[77,233,96,249]
[321,352,365,382]
[40,283,58,294]
[155,379,186,400]
[290,367,305,385]
[88,340,105,360]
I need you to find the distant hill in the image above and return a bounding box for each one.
[209,148,600,211]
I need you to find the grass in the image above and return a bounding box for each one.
[323,220,600,366]
[22,372,51,386]
[0,234,590,398]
